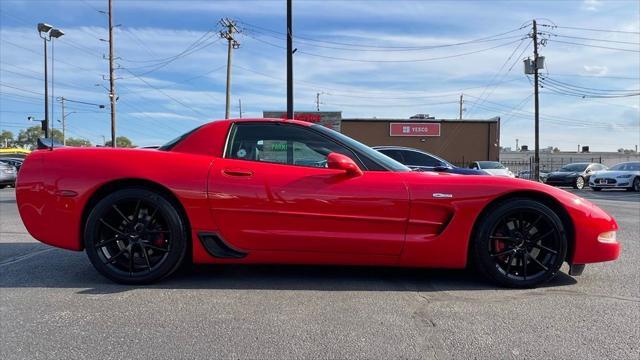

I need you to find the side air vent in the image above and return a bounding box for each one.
[198,232,247,259]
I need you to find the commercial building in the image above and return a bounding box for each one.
[263,111,500,164]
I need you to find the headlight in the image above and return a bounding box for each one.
[597,231,617,244]
[616,174,632,178]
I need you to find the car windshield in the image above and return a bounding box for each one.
[312,125,410,172]
[558,163,589,172]
[609,162,640,171]
[478,161,505,169]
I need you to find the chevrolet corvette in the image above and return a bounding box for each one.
[16,118,620,287]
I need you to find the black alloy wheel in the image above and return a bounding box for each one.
[84,188,187,284]
[471,199,567,288]
[630,177,640,192]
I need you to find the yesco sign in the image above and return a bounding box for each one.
[389,122,441,137]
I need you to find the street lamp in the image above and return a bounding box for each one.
[37,22,63,139]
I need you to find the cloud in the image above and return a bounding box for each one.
[582,65,609,75]
[582,0,602,12]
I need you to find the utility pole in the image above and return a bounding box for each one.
[286,0,294,119]
[108,0,117,147]
[60,97,66,145]
[516,138,519,151]
[459,94,464,120]
[316,92,323,111]
[532,20,540,181]
[238,99,243,118]
[219,18,240,119]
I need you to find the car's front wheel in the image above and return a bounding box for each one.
[84,187,188,284]
[629,177,640,192]
[573,176,585,189]
[591,187,602,192]
[471,199,567,288]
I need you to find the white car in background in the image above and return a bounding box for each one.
[589,161,640,192]
[469,161,515,177]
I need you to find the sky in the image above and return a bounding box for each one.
[0,0,638,150]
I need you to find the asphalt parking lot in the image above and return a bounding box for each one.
[1,187,638,359]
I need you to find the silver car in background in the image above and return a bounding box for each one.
[0,162,17,189]
[589,162,640,192]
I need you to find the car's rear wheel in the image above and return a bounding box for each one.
[573,176,585,189]
[471,199,567,288]
[84,188,187,284]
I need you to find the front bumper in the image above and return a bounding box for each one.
[589,177,632,189]
[569,199,620,264]
[545,177,575,186]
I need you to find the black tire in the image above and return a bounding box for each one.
[84,187,188,284]
[0,185,7,189]
[591,187,602,192]
[573,176,585,190]
[471,198,568,288]
[629,177,640,192]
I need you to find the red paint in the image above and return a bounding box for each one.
[389,122,441,137]
[16,118,619,272]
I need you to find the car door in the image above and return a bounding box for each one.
[208,122,410,255]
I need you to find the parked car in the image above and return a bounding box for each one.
[373,146,485,175]
[469,161,515,177]
[516,170,549,183]
[0,162,17,188]
[545,163,607,190]
[589,161,640,192]
[0,158,24,171]
[15,118,620,288]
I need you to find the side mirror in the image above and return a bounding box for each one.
[327,153,363,176]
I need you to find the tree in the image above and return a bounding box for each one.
[0,130,15,148]
[65,137,92,147]
[104,136,135,148]
[15,126,63,149]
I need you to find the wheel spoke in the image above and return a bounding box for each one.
[522,253,528,280]
[106,248,127,264]
[140,245,152,272]
[112,204,131,224]
[99,219,126,235]
[142,243,169,253]
[532,229,555,242]
[146,230,170,235]
[527,252,549,271]
[96,237,118,248]
[133,200,141,221]
[531,243,558,255]
[490,235,519,243]
[148,206,159,224]
[491,248,515,257]
[524,214,543,234]
[505,253,514,275]
[128,246,135,274]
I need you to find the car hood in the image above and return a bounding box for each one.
[591,170,639,178]
[483,168,511,176]
[549,171,579,177]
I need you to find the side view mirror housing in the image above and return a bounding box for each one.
[327,153,363,176]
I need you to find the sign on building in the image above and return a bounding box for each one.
[389,122,441,137]
[263,111,342,132]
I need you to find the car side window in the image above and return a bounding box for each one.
[378,149,405,163]
[401,150,440,167]
[225,123,362,168]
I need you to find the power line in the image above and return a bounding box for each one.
[546,39,640,53]
[245,33,527,63]
[543,24,640,35]
[540,31,640,46]
[239,20,531,50]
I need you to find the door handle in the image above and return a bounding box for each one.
[222,168,253,177]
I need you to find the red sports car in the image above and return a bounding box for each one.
[16,118,620,287]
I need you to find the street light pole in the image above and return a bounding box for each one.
[37,23,53,138]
